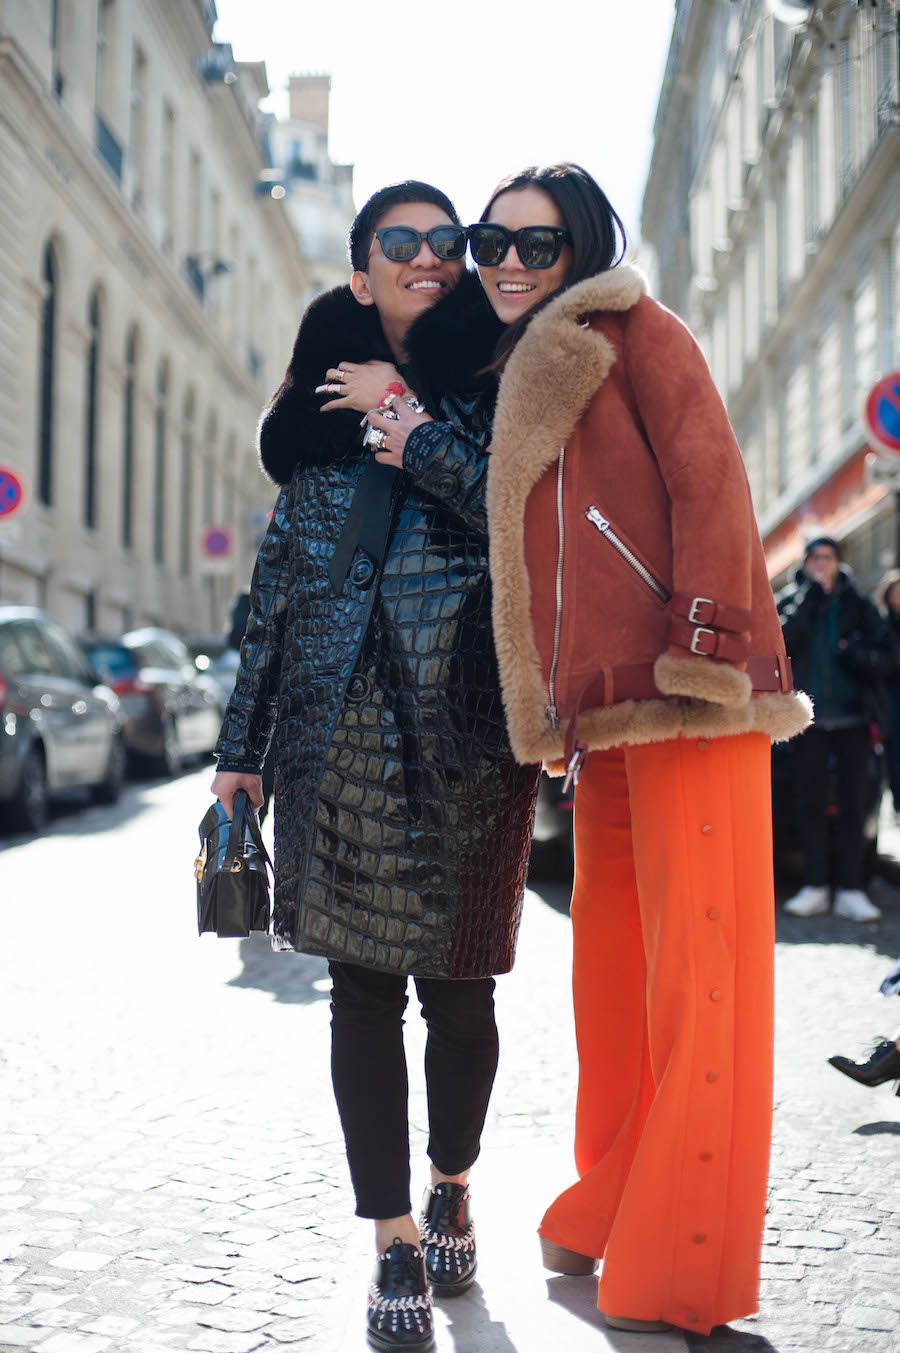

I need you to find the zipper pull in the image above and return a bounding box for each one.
[562,744,586,793]
[545,704,560,730]
[585,506,609,532]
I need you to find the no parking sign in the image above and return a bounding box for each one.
[864,372,900,457]
[0,466,24,518]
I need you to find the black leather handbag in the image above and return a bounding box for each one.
[195,789,272,937]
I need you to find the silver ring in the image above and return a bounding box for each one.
[404,396,426,414]
[363,425,387,450]
[383,408,400,421]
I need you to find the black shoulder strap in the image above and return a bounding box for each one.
[327,458,399,595]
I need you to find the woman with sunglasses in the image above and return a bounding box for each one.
[458,164,810,1336]
[212,181,539,1353]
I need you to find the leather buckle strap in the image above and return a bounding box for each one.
[672,592,752,635]
[669,618,750,663]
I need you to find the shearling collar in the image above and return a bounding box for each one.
[258,270,502,485]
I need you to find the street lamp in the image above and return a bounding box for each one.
[253,168,288,200]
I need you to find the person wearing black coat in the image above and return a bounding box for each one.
[210,182,539,1352]
[777,536,893,921]
[876,570,900,819]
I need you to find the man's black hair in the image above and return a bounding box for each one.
[348,180,461,271]
[804,535,842,560]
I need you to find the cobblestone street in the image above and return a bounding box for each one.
[1,766,898,1353]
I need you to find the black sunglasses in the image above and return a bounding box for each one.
[467,224,571,269]
[372,225,468,263]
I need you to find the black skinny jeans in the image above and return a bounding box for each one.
[329,960,500,1219]
[794,723,871,889]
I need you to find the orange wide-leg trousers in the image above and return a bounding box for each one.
[539,732,774,1335]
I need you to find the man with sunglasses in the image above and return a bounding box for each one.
[211,181,539,1353]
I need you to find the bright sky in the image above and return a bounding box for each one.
[211,0,676,246]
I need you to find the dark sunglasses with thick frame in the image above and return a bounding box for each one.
[371,224,468,264]
[467,224,572,270]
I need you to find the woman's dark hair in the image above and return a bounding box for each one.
[348,180,461,271]
[479,163,627,371]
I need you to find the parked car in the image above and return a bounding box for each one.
[0,606,125,832]
[203,646,241,716]
[81,627,223,775]
[528,772,575,881]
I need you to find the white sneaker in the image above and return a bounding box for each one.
[783,885,830,917]
[833,889,882,921]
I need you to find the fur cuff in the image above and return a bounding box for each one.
[654,652,752,708]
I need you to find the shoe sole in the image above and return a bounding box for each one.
[366,1327,435,1352]
[603,1313,678,1333]
[428,1262,477,1298]
[540,1237,599,1275]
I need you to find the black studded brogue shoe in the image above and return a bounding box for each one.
[366,1239,434,1352]
[420,1182,477,1297]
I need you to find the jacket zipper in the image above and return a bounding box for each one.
[585,506,671,604]
[546,447,566,729]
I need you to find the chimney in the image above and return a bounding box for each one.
[288,75,330,133]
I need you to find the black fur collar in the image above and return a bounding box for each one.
[258,271,502,485]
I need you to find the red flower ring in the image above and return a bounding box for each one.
[378,381,406,408]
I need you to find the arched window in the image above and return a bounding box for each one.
[84,287,102,529]
[153,359,168,565]
[179,388,195,577]
[122,325,137,549]
[37,244,58,506]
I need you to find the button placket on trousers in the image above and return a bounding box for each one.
[539,732,774,1336]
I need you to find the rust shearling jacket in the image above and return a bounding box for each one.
[485,265,812,768]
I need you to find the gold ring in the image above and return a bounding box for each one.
[337,368,347,383]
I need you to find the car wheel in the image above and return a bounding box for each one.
[156,715,181,777]
[94,735,126,805]
[8,745,49,833]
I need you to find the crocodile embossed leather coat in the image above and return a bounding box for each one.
[215,275,540,978]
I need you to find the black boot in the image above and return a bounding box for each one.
[828,1039,900,1093]
[366,1239,434,1352]
[420,1182,477,1297]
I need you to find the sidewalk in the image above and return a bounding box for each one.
[0,768,682,1353]
[0,767,898,1353]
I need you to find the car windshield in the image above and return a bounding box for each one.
[0,627,27,675]
[85,645,135,679]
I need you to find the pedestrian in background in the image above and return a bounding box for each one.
[778,537,893,921]
[211,181,538,1353]
[460,161,810,1338]
[877,568,900,823]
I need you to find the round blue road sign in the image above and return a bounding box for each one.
[201,525,233,558]
[0,467,24,518]
[864,372,900,456]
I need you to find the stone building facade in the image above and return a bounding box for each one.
[641,0,900,591]
[0,0,309,636]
